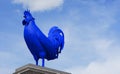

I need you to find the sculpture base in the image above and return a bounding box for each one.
[13,64,71,74]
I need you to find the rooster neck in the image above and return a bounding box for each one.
[24,20,39,35]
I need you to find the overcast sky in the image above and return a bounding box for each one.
[0,0,120,74]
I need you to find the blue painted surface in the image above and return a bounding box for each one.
[22,10,64,67]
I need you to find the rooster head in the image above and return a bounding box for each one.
[22,10,34,25]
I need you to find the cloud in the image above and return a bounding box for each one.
[61,0,120,74]
[66,57,120,74]
[65,24,120,74]
[13,0,64,12]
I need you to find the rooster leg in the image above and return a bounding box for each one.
[39,52,46,67]
[33,55,39,65]
[42,58,45,67]
[36,60,38,65]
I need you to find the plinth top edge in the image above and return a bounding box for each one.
[15,63,71,74]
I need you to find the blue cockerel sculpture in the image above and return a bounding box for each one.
[22,10,64,67]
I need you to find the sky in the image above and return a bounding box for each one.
[0,0,120,74]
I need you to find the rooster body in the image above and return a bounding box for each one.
[22,10,64,67]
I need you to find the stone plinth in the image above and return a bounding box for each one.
[13,64,71,74]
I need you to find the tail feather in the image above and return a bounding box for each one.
[48,26,64,53]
